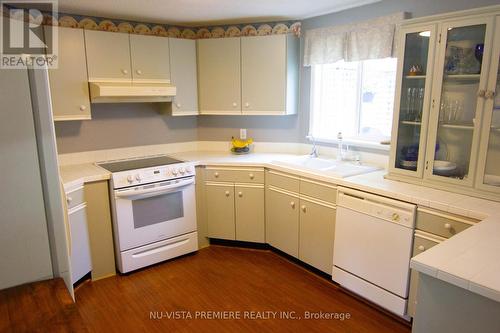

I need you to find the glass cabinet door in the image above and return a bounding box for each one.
[477,16,500,192]
[426,18,493,185]
[391,26,436,176]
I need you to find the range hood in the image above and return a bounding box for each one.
[89,82,176,103]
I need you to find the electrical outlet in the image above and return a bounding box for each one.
[240,128,247,140]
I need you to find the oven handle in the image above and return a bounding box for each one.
[115,177,194,200]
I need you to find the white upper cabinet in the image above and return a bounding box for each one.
[169,38,198,115]
[45,26,91,121]
[129,34,170,83]
[388,6,500,200]
[241,35,298,115]
[84,30,132,82]
[475,15,500,194]
[198,37,241,114]
[198,35,299,115]
[424,17,493,188]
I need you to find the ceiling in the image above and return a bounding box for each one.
[54,0,381,26]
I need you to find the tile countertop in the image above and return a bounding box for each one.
[59,163,111,192]
[59,150,500,303]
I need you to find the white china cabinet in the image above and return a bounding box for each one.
[388,6,500,200]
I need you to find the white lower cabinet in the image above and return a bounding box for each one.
[266,187,300,257]
[205,167,265,243]
[68,203,92,284]
[299,197,336,274]
[206,182,236,240]
[265,170,337,272]
[235,184,265,243]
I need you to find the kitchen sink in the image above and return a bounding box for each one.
[273,155,379,178]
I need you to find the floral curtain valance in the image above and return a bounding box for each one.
[303,12,406,66]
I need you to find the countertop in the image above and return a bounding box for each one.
[59,150,500,303]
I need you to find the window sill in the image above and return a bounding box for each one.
[312,137,391,152]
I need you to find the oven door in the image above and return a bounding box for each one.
[114,176,196,251]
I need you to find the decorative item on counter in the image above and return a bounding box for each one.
[231,137,253,154]
[408,64,423,76]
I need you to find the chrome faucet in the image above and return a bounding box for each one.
[306,135,319,158]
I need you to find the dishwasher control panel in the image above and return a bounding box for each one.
[337,187,416,228]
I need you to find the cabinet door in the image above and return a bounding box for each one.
[476,15,500,193]
[389,24,437,177]
[425,17,494,186]
[299,197,336,274]
[130,34,170,82]
[266,187,299,257]
[241,35,286,114]
[407,232,442,317]
[197,37,241,114]
[235,184,265,243]
[68,204,92,284]
[85,30,131,81]
[45,27,91,121]
[206,182,235,240]
[170,38,198,115]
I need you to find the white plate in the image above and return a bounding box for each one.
[484,174,500,186]
[433,160,457,172]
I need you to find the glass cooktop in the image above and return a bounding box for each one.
[98,155,183,173]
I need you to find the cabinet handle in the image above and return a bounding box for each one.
[245,102,250,108]
[225,191,230,197]
[418,245,425,251]
[444,223,452,230]
[121,69,128,75]
[249,173,254,180]
[290,201,295,208]
[79,105,87,111]
[66,196,73,204]
[477,89,486,98]
[136,69,142,75]
[301,205,306,213]
[214,172,219,178]
[232,102,237,107]
[485,90,495,99]
[238,191,243,197]
[176,102,182,108]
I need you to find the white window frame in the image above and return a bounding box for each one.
[308,60,396,151]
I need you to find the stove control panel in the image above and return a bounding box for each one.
[111,162,196,189]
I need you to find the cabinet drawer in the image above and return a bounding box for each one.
[300,178,337,205]
[205,167,263,183]
[66,186,85,210]
[416,208,478,239]
[266,170,299,193]
[412,231,444,256]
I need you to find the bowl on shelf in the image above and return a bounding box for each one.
[433,160,457,176]
[399,159,417,170]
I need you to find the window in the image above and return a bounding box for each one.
[309,58,397,145]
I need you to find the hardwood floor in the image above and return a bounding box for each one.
[0,278,87,333]
[75,245,411,333]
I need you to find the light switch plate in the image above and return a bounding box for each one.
[240,128,247,140]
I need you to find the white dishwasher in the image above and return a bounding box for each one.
[332,187,416,318]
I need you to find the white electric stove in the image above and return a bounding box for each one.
[98,155,198,273]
